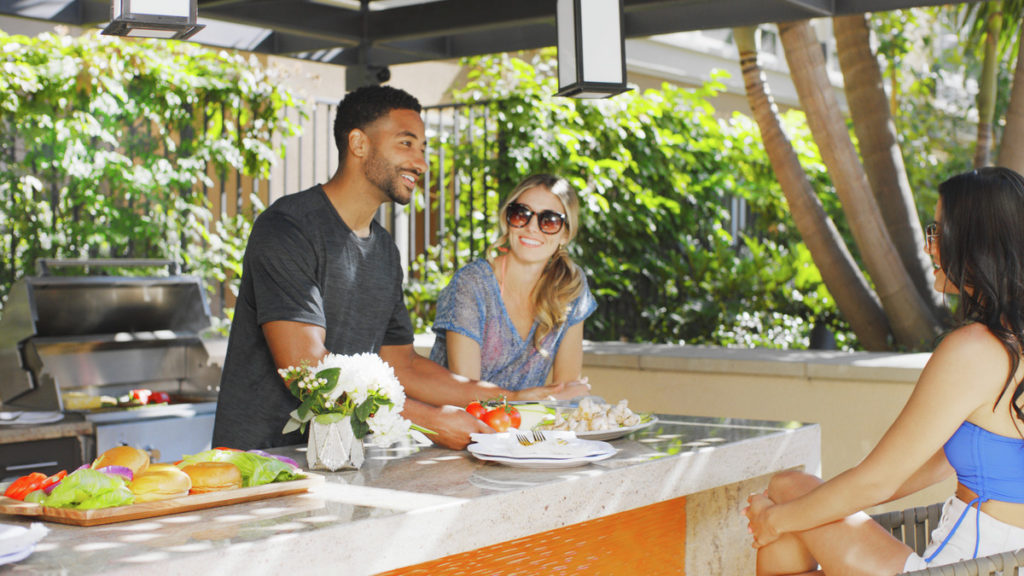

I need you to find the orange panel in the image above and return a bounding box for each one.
[377,496,686,576]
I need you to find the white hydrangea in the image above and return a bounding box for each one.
[310,352,410,447]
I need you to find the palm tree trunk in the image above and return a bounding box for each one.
[975,3,1003,168]
[833,14,945,314]
[778,20,941,350]
[735,26,891,351]
[998,19,1024,171]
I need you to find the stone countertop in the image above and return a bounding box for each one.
[0,413,91,444]
[2,415,819,576]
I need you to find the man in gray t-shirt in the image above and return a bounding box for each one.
[213,184,415,449]
[212,86,589,451]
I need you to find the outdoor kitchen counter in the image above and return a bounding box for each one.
[0,414,91,444]
[3,415,820,576]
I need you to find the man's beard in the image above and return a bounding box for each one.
[364,148,412,206]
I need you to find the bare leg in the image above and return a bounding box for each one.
[754,470,914,576]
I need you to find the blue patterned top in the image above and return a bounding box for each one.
[430,259,597,391]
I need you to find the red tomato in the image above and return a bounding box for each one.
[4,472,47,501]
[149,391,170,404]
[40,470,67,491]
[466,401,487,419]
[481,408,512,432]
[508,406,521,429]
[130,389,152,404]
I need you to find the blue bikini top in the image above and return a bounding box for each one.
[926,421,1024,562]
[944,421,1024,503]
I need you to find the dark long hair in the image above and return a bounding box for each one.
[938,167,1024,423]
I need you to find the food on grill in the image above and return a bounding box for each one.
[544,398,643,432]
[181,462,243,494]
[130,466,192,503]
[93,445,150,475]
[61,391,103,410]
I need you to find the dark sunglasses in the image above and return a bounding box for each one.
[505,202,567,235]
[925,222,940,249]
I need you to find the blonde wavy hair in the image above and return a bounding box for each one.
[492,174,584,354]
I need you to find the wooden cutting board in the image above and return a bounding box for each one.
[0,473,324,526]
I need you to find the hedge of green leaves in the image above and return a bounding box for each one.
[0,31,300,329]
[405,51,856,349]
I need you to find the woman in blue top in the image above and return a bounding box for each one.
[431,174,596,393]
[745,167,1024,574]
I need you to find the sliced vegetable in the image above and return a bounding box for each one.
[76,485,134,509]
[247,450,300,469]
[44,468,133,509]
[179,449,302,487]
[149,391,170,404]
[96,466,134,482]
[4,472,47,501]
[40,470,68,495]
[23,489,47,503]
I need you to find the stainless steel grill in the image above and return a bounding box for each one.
[0,259,222,464]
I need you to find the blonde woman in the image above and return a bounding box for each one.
[430,174,595,395]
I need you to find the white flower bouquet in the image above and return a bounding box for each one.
[279,353,421,447]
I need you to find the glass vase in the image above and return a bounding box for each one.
[307,415,364,471]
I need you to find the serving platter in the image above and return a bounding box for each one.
[570,416,659,441]
[0,473,323,527]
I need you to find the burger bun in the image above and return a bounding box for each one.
[130,467,192,503]
[181,462,242,494]
[93,446,150,475]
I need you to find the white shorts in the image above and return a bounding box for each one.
[903,496,1024,573]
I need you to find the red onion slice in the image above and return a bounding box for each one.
[247,450,300,469]
[96,466,134,482]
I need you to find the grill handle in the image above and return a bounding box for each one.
[36,258,180,276]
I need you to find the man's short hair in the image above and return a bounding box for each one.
[333,85,422,160]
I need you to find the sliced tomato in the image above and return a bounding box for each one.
[4,472,47,501]
[149,391,170,404]
[130,388,152,404]
[40,470,67,491]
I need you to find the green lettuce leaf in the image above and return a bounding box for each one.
[178,450,301,487]
[44,468,132,509]
[76,486,135,509]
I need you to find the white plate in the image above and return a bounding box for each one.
[467,432,616,468]
[0,545,33,566]
[0,411,64,425]
[469,451,615,469]
[556,416,659,441]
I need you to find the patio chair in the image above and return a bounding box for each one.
[871,502,1024,575]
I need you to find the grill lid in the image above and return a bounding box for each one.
[0,259,220,410]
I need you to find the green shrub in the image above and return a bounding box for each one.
[0,31,301,326]
[406,51,855,349]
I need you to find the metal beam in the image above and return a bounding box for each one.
[201,0,362,46]
[783,0,836,17]
[366,0,552,43]
[0,0,108,26]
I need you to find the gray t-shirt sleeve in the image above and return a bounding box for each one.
[382,270,415,347]
[247,211,326,328]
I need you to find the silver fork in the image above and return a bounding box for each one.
[531,429,546,443]
[515,431,536,446]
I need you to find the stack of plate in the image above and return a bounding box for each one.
[468,431,616,469]
[0,411,64,425]
[0,523,48,566]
